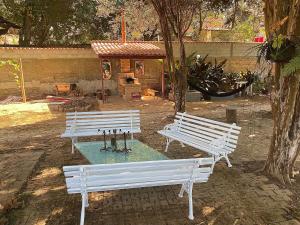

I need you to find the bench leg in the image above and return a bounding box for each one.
[165,138,173,152]
[80,201,85,225]
[211,157,216,173]
[211,154,232,170]
[188,182,194,220]
[178,182,194,220]
[178,183,186,198]
[80,193,88,225]
[71,137,78,154]
[224,154,232,167]
[71,138,75,154]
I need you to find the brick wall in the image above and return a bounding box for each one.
[0,42,259,99]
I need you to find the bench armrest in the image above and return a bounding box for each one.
[163,123,178,131]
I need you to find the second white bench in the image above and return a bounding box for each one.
[158,112,241,169]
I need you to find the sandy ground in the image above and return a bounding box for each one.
[0,96,299,225]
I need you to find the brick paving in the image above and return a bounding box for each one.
[0,151,43,217]
[1,97,299,225]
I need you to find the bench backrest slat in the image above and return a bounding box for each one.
[64,110,140,134]
[176,122,238,144]
[170,113,241,151]
[64,158,213,172]
[67,178,209,194]
[66,110,140,116]
[64,158,213,194]
[65,166,211,178]
[175,115,240,135]
[66,168,209,188]
[66,121,140,127]
[64,163,211,176]
[66,123,140,130]
[174,119,238,140]
[66,118,140,125]
[66,113,139,120]
[66,175,210,194]
[182,137,234,153]
[177,112,241,130]
[175,128,237,149]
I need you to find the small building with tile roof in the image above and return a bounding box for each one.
[91,40,167,100]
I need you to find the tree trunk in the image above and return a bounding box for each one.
[151,0,194,113]
[36,13,50,46]
[173,36,188,112]
[19,2,32,46]
[151,0,175,77]
[263,0,300,184]
[174,70,187,112]
[198,7,204,38]
[264,68,300,184]
[231,0,238,29]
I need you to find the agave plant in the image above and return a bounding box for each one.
[188,55,255,97]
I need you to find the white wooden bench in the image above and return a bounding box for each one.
[158,112,241,169]
[63,157,214,225]
[61,110,141,153]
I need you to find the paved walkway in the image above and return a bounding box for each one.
[0,151,43,220]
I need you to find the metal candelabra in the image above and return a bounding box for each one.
[98,129,131,154]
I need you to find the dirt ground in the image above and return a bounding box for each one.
[0,96,299,225]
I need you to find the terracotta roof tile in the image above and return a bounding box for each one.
[91,41,166,59]
[0,46,90,50]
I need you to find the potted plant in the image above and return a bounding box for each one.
[257,34,296,63]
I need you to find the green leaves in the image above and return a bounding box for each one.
[0,59,21,88]
[281,46,300,76]
[256,34,296,63]
[185,52,197,68]
[281,48,300,76]
[116,0,124,7]
[1,0,110,45]
[272,34,284,49]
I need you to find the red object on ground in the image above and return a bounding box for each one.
[46,96,72,103]
[254,37,264,43]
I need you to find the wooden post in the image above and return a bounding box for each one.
[99,57,105,103]
[161,59,165,98]
[19,58,27,103]
[226,106,238,124]
[121,9,126,44]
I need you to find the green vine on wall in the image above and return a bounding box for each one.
[0,59,21,88]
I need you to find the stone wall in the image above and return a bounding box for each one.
[0,42,259,99]
[0,57,101,98]
[155,42,259,73]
